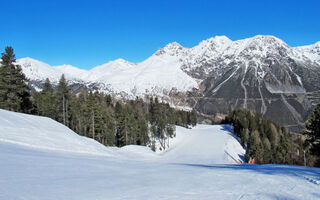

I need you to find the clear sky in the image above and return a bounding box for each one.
[1,0,319,69]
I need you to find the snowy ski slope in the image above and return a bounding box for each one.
[0,109,319,200]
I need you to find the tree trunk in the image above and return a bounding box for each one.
[78,117,81,135]
[62,95,66,125]
[125,126,128,145]
[66,99,68,126]
[91,109,95,139]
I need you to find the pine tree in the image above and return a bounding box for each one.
[56,74,70,125]
[86,91,99,140]
[137,119,149,146]
[115,102,129,147]
[35,78,56,118]
[0,46,32,112]
[105,94,112,107]
[189,109,197,127]
[305,103,320,156]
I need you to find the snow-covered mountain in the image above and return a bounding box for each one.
[1,109,320,199]
[16,35,320,131]
[17,55,198,98]
[294,41,320,64]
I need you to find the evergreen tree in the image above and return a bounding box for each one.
[35,78,56,118]
[189,109,197,127]
[224,109,300,165]
[30,84,194,150]
[86,91,99,139]
[0,46,32,112]
[115,102,128,147]
[56,74,70,125]
[137,119,149,146]
[105,94,112,107]
[305,103,320,156]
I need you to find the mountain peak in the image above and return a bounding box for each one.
[206,35,232,43]
[155,41,185,56]
[17,57,53,68]
[220,35,291,58]
[313,41,320,47]
[197,35,232,52]
[165,41,183,48]
[248,35,287,46]
[112,58,134,64]
[18,57,44,64]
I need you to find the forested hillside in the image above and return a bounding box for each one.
[223,109,318,166]
[33,76,197,150]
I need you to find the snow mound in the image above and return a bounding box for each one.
[0,109,113,156]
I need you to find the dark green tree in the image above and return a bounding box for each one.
[305,103,320,156]
[56,74,70,125]
[0,46,32,112]
[34,78,56,118]
[225,109,299,165]
[189,109,197,127]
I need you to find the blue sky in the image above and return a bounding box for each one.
[1,0,319,69]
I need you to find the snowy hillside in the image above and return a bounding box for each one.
[294,41,320,64]
[0,109,112,156]
[1,109,320,199]
[17,55,199,98]
[16,57,63,83]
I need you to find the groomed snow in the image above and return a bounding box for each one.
[159,125,245,165]
[1,109,319,200]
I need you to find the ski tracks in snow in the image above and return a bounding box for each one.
[303,176,320,186]
[241,63,248,109]
[212,67,240,93]
[258,81,267,115]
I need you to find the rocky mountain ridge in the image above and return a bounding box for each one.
[15,35,320,131]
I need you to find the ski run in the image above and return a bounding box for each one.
[0,109,319,200]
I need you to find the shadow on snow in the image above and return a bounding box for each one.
[173,162,320,186]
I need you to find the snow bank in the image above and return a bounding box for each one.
[0,109,113,156]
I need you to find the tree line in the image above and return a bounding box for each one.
[223,109,320,166]
[33,76,197,149]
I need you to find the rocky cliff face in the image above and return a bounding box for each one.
[16,35,320,131]
[182,36,320,131]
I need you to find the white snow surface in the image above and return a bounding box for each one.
[0,109,114,156]
[16,57,63,83]
[53,64,88,81]
[294,41,320,64]
[1,109,320,199]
